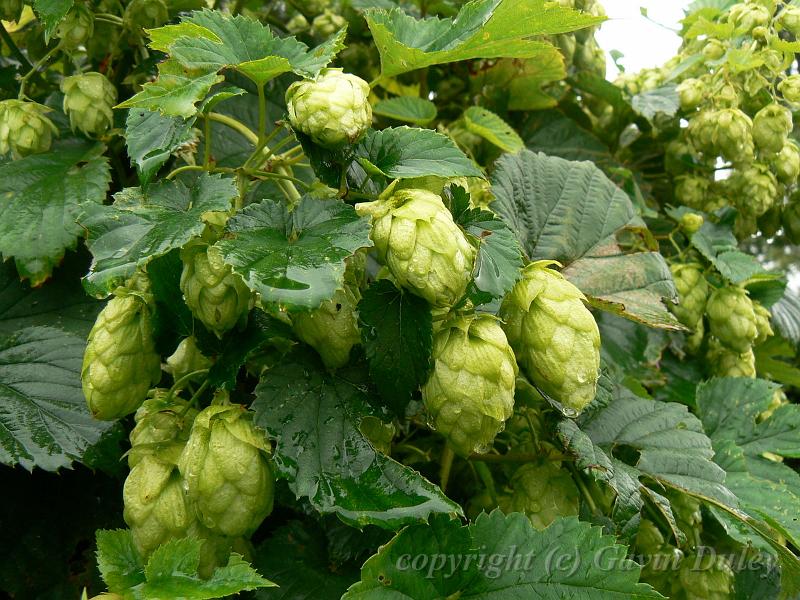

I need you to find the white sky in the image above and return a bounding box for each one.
[596,0,688,78]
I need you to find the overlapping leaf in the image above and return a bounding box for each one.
[364,0,603,77]
[80,174,238,297]
[0,141,111,285]
[462,106,523,153]
[690,213,766,284]
[125,109,196,186]
[372,97,437,125]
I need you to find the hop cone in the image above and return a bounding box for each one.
[421,314,517,456]
[673,554,733,600]
[668,263,709,329]
[778,75,800,104]
[180,241,251,338]
[292,282,361,370]
[706,286,758,353]
[82,291,161,420]
[356,187,475,307]
[124,395,198,557]
[499,462,579,530]
[61,72,117,136]
[680,213,705,234]
[752,103,793,154]
[0,100,57,158]
[165,336,213,384]
[728,2,771,33]
[729,163,778,217]
[753,301,773,345]
[124,0,168,31]
[771,141,800,184]
[311,9,345,38]
[674,175,709,210]
[708,338,756,378]
[677,78,706,111]
[689,108,754,164]
[779,5,800,36]
[499,261,601,414]
[56,5,94,50]
[286,69,372,148]
[178,402,274,537]
[0,0,22,22]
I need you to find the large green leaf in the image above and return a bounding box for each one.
[771,289,800,345]
[252,352,461,529]
[80,174,238,297]
[358,280,433,417]
[343,512,661,598]
[491,150,679,329]
[125,109,196,187]
[216,196,373,309]
[463,106,524,153]
[630,85,680,121]
[354,127,483,179]
[119,10,345,116]
[32,0,73,40]
[0,326,112,471]
[364,0,603,77]
[0,141,111,285]
[372,97,437,125]
[690,215,766,284]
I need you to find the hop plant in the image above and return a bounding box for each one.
[356,187,476,307]
[772,142,800,184]
[292,283,361,370]
[286,13,308,33]
[0,100,57,158]
[55,4,94,50]
[0,0,22,22]
[753,301,774,345]
[499,261,601,414]
[729,163,778,217]
[178,401,274,538]
[779,5,800,36]
[708,338,756,378]
[680,213,705,234]
[728,1,771,34]
[706,286,758,353]
[81,290,162,420]
[421,314,517,456]
[124,0,168,32]
[677,78,706,111]
[165,336,213,384]
[668,263,709,329]
[180,241,251,338]
[311,9,346,38]
[498,462,579,530]
[778,75,800,104]
[673,554,733,600]
[286,68,372,148]
[689,108,754,164]
[61,72,117,136]
[674,175,709,210]
[752,103,793,154]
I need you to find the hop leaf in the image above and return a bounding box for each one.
[499,261,601,414]
[178,401,274,538]
[81,291,162,420]
[499,461,580,530]
[286,69,372,148]
[61,72,117,136]
[0,100,58,158]
[180,241,252,338]
[706,286,758,353]
[356,186,476,307]
[422,313,517,456]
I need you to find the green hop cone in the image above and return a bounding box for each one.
[0,99,57,158]
[124,0,168,32]
[82,291,162,420]
[178,401,274,538]
[677,78,706,111]
[0,0,22,22]
[779,75,800,104]
[779,5,800,36]
[680,213,705,234]
[729,163,778,217]
[421,314,517,456]
[771,142,800,184]
[498,462,579,530]
[286,13,308,33]
[758,204,783,237]
[673,554,733,600]
[286,68,372,148]
[668,263,709,329]
[356,187,476,307]
[706,286,758,353]
[292,283,361,370]
[128,392,198,464]
[728,1,771,34]
[753,301,773,345]
[165,336,213,384]
[752,103,793,154]
[55,4,94,51]
[689,108,754,164]
[310,9,345,38]
[674,175,710,209]
[665,139,700,175]
[180,241,251,338]
[702,38,726,61]
[61,72,117,136]
[499,261,601,415]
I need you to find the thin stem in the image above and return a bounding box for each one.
[169,369,210,395]
[188,379,210,407]
[95,12,124,23]
[94,15,124,26]
[203,115,212,167]
[257,83,267,143]
[250,169,311,189]
[439,444,455,493]
[474,461,498,505]
[18,43,61,100]
[570,466,599,515]
[468,452,573,463]
[0,21,32,70]
[208,112,259,145]
[166,164,235,180]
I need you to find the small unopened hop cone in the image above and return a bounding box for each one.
[499,261,601,415]
[82,288,161,420]
[61,72,117,136]
[178,399,275,538]
[356,186,476,307]
[421,314,517,457]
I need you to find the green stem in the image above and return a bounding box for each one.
[468,452,572,463]
[474,461,498,505]
[250,169,311,189]
[257,83,267,143]
[203,115,212,167]
[188,379,210,407]
[0,21,32,71]
[208,112,259,145]
[439,444,455,493]
[169,369,210,395]
[18,43,61,100]
[95,12,124,23]
[94,15,123,26]
[569,466,599,515]
[166,164,235,180]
